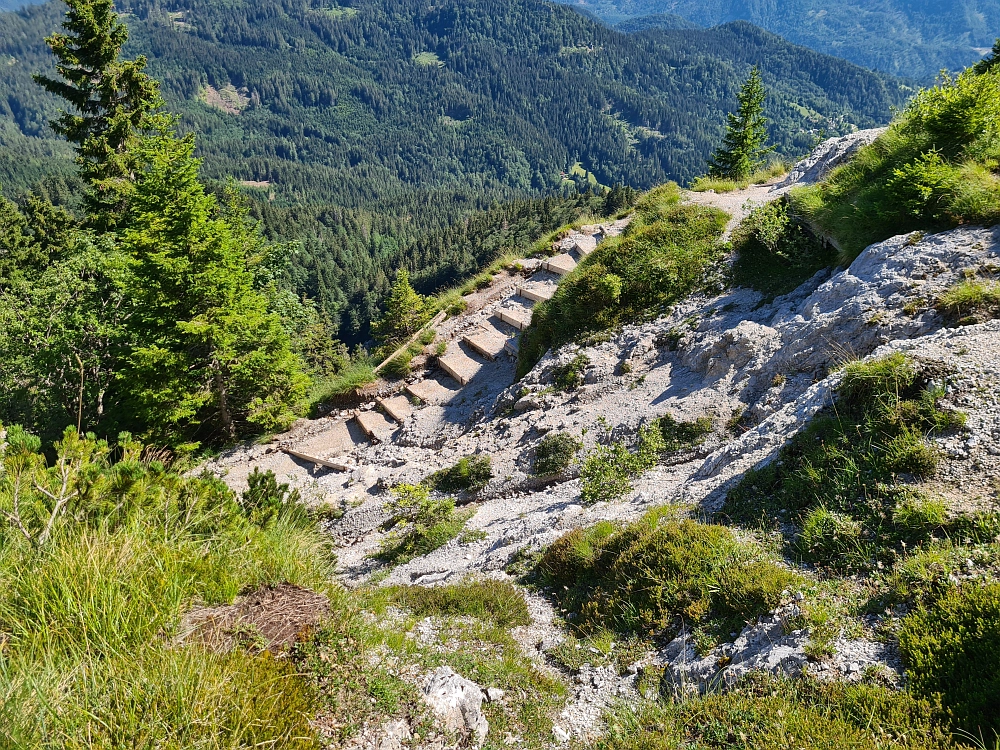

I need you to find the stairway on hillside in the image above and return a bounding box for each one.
[277,220,629,473]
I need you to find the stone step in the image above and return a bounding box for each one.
[406,377,461,405]
[296,419,363,456]
[437,345,484,386]
[496,306,532,331]
[354,410,398,442]
[504,336,520,356]
[517,283,556,303]
[462,328,508,361]
[379,395,413,423]
[571,235,598,256]
[543,253,577,276]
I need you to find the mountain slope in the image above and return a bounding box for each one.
[1,0,906,207]
[556,0,1000,79]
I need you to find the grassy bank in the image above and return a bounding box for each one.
[517,184,728,377]
[792,66,1000,261]
[0,426,335,746]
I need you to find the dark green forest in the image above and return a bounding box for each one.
[0,0,908,341]
[563,0,1000,79]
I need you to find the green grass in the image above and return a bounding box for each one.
[730,198,840,296]
[0,427,334,746]
[308,358,376,412]
[517,184,729,377]
[689,161,790,193]
[723,353,967,571]
[382,579,531,628]
[537,510,801,644]
[936,277,1000,324]
[598,675,956,750]
[791,66,1000,262]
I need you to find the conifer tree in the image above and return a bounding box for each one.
[34,0,163,229]
[709,66,774,181]
[973,39,1000,74]
[120,129,308,443]
[372,269,429,344]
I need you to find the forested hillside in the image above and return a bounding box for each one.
[561,0,1000,79]
[0,0,907,340]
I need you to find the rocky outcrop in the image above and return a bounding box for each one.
[778,128,887,187]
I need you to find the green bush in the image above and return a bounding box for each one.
[658,413,713,452]
[580,423,664,504]
[517,186,728,377]
[424,454,493,493]
[538,513,801,639]
[724,353,966,571]
[898,582,1000,737]
[240,468,309,528]
[375,484,471,566]
[730,198,838,296]
[533,432,583,476]
[792,66,1000,261]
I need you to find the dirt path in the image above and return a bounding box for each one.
[680,178,790,238]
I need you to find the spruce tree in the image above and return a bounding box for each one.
[120,129,308,443]
[709,66,774,181]
[372,269,429,345]
[34,0,163,229]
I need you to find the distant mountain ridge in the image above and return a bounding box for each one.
[554,0,1000,78]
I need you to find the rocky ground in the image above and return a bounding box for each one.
[206,130,1000,747]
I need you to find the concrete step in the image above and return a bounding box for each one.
[517,283,556,303]
[354,410,398,442]
[406,377,461,405]
[379,395,413,423]
[437,345,483,386]
[496,306,532,331]
[462,327,508,360]
[504,336,520,356]
[543,253,577,275]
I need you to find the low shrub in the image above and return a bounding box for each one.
[424,454,493,493]
[375,484,472,566]
[240,467,309,528]
[538,513,801,640]
[580,422,664,504]
[730,198,838,296]
[657,413,713,452]
[723,353,966,571]
[898,582,1000,738]
[533,432,583,476]
[552,353,590,390]
[579,415,712,504]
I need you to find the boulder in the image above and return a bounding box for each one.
[778,128,887,187]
